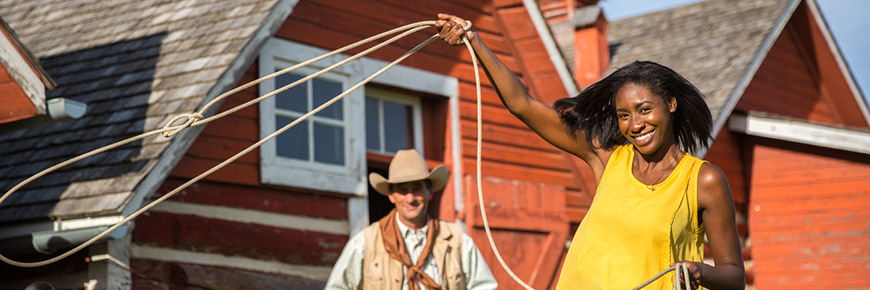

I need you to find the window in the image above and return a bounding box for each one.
[365,87,423,155]
[259,48,365,195]
[274,67,347,165]
[259,38,458,233]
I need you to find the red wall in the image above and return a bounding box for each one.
[133,0,588,288]
[0,64,40,124]
[748,141,870,289]
[736,2,867,128]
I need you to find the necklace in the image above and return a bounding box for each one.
[639,152,679,191]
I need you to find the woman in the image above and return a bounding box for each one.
[435,14,745,290]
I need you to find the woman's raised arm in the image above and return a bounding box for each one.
[436,13,604,167]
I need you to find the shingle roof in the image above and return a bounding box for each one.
[607,0,795,134]
[0,0,288,224]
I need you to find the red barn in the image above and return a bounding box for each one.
[1,0,866,289]
[0,0,600,289]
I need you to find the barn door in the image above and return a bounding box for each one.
[464,176,569,289]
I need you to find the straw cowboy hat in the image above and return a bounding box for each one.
[369,149,449,195]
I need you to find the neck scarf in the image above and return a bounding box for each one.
[378,209,442,290]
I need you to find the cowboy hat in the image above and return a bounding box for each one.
[369,149,449,195]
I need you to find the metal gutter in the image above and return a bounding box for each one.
[32,224,128,254]
[0,215,126,255]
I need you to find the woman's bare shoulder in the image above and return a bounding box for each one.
[697,162,733,209]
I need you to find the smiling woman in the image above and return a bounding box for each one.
[437,13,745,290]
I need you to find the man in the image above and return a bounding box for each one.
[325,149,498,290]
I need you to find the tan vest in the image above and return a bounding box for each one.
[362,220,467,290]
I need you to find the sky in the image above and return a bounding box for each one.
[599,0,870,105]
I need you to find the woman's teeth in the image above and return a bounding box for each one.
[635,131,653,142]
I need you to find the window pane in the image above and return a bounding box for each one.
[314,123,344,165]
[276,116,308,161]
[275,72,307,113]
[383,100,413,153]
[365,97,380,151]
[313,78,343,120]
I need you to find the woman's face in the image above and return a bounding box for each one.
[614,83,677,155]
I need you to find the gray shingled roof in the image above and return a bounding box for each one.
[0,0,287,224]
[607,0,795,133]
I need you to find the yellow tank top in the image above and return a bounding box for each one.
[556,145,706,290]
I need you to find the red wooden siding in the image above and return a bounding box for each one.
[155,177,348,220]
[170,62,261,186]
[0,64,40,123]
[464,176,569,290]
[748,142,870,289]
[736,2,867,128]
[736,16,830,123]
[706,129,749,212]
[132,259,325,289]
[796,2,867,127]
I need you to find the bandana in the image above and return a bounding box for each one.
[378,209,442,290]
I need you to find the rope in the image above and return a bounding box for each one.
[459,21,693,290]
[0,19,698,290]
[463,27,534,290]
[631,264,694,290]
[0,20,439,268]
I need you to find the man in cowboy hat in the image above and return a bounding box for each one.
[325,149,497,290]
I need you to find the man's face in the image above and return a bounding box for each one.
[388,180,432,228]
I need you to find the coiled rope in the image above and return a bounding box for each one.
[0,19,693,290]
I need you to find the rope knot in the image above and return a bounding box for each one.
[162,112,203,137]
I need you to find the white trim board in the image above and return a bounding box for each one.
[151,200,349,235]
[262,38,458,98]
[0,29,46,113]
[729,114,870,155]
[130,245,332,281]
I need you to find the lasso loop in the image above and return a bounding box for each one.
[161,112,203,137]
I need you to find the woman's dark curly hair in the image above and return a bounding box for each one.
[553,61,712,154]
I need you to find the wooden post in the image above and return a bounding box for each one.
[87,232,131,290]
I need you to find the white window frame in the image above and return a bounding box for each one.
[271,64,352,172]
[259,37,458,234]
[365,87,424,155]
